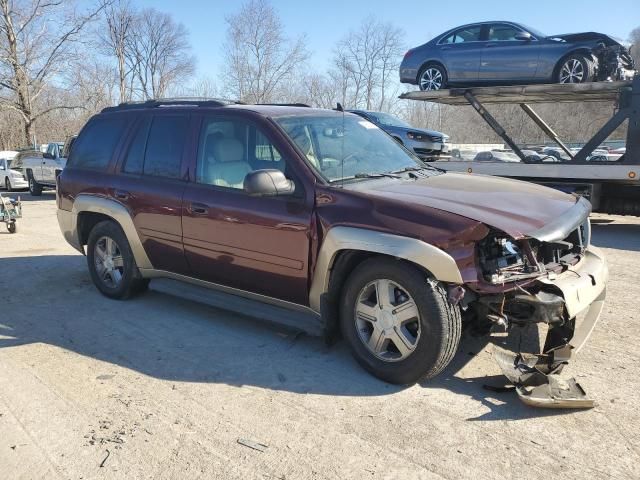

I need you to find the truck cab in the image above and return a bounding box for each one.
[24,141,67,196]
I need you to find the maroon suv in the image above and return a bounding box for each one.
[57,99,607,406]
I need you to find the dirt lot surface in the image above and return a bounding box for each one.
[1,192,639,479]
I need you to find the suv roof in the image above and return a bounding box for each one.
[101,98,315,115]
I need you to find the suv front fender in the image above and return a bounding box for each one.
[308,226,463,312]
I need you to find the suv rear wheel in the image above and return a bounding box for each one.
[340,257,461,384]
[87,221,148,299]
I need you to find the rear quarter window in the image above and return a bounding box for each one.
[67,116,129,170]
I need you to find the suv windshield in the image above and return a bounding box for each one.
[276,114,429,183]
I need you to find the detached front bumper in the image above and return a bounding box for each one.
[492,246,608,408]
[538,246,608,354]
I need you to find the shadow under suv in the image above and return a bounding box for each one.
[57,99,607,405]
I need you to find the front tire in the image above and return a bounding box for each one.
[556,54,594,84]
[340,257,461,385]
[418,64,447,91]
[86,221,147,300]
[4,177,12,192]
[28,173,42,196]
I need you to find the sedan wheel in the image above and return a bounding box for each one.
[419,66,445,91]
[4,177,11,191]
[355,279,421,362]
[559,58,585,83]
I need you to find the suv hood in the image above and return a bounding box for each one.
[350,173,579,239]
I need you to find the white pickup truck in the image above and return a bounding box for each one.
[22,141,68,196]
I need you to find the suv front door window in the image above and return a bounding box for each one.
[181,115,313,304]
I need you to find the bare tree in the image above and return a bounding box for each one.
[99,0,135,103]
[333,16,404,110]
[0,0,106,146]
[124,8,195,100]
[221,0,308,103]
[629,26,640,67]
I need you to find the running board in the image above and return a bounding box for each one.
[150,278,324,337]
[493,347,595,409]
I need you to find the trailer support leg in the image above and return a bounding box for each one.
[572,108,629,162]
[519,103,574,159]
[463,91,527,161]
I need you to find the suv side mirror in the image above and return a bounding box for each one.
[515,32,532,41]
[243,169,295,196]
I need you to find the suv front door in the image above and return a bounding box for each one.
[181,113,314,305]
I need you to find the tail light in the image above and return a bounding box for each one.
[403,50,413,60]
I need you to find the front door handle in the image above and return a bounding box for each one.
[114,189,130,200]
[191,202,209,215]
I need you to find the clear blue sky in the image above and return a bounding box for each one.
[136,0,640,78]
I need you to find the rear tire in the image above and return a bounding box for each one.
[28,173,42,196]
[340,257,461,385]
[556,54,594,84]
[7,221,16,234]
[86,220,147,300]
[418,64,447,91]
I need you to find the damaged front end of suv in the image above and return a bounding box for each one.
[462,197,607,408]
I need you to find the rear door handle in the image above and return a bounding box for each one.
[191,202,209,215]
[114,189,130,200]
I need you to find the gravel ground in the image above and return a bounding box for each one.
[1,191,639,480]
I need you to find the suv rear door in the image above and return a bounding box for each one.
[114,112,193,275]
[181,112,314,305]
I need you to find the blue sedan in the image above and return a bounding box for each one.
[400,21,635,91]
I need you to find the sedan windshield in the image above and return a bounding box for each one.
[365,112,411,128]
[276,114,431,183]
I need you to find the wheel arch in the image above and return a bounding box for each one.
[417,60,448,84]
[309,226,463,314]
[68,194,153,269]
[553,48,595,79]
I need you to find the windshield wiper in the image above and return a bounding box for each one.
[354,172,401,179]
[391,165,444,175]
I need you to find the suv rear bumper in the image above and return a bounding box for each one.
[57,208,83,254]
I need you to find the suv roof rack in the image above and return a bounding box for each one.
[100,97,242,113]
[255,103,311,107]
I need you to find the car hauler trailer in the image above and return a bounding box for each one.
[400,76,640,216]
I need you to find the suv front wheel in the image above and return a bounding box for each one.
[87,221,148,299]
[340,258,461,384]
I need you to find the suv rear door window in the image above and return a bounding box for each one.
[67,116,129,170]
[122,117,151,175]
[142,115,188,178]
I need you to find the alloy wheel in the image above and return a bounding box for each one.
[420,67,443,91]
[354,279,421,362]
[559,59,584,83]
[94,236,125,289]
